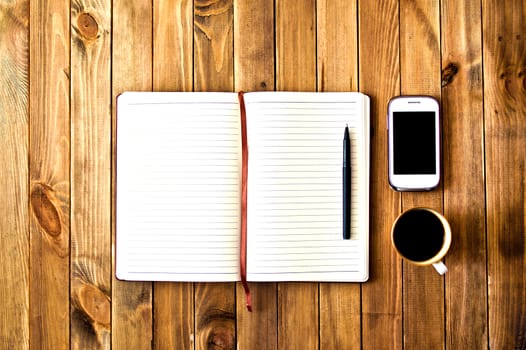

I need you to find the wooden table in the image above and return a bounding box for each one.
[1,0,524,349]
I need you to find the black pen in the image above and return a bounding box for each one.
[343,125,351,239]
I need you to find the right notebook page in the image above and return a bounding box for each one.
[244,92,370,282]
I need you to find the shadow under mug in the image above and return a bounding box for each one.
[391,208,451,275]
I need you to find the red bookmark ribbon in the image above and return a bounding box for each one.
[238,91,252,312]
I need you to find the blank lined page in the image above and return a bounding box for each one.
[243,92,369,282]
[116,92,241,282]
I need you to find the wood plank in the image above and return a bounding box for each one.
[316,1,361,349]
[358,0,402,348]
[441,0,488,348]
[317,0,358,92]
[276,0,316,92]
[0,0,29,348]
[29,0,70,348]
[236,283,277,349]
[193,1,236,349]
[275,0,318,348]
[319,283,361,350]
[195,284,236,350]
[400,0,441,97]
[154,283,195,349]
[70,0,112,348]
[277,283,318,349]
[399,0,445,348]
[152,1,195,349]
[482,0,526,349]
[153,0,193,92]
[194,0,233,92]
[233,0,274,92]
[233,0,277,347]
[111,0,153,348]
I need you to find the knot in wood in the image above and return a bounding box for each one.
[199,311,235,350]
[77,13,99,40]
[441,62,459,87]
[78,284,110,327]
[30,184,61,237]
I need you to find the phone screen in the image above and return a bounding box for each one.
[393,111,436,174]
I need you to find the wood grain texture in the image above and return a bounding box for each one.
[154,283,195,350]
[70,0,112,348]
[400,0,441,97]
[399,1,445,349]
[234,0,274,92]
[0,0,29,348]
[317,1,361,349]
[111,0,153,348]
[276,0,316,92]
[319,283,361,350]
[441,0,488,348]
[236,283,277,349]
[277,283,318,349]
[153,0,193,92]
[358,0,402,348]
[29,0,70,348]
[1,2,524,348]
[483,0,526,349]
[152,2,194,349]
[234,1,277,347]
[195,284,236,350]
[317,0,358,92]
[194,0,233,91]
[193,1,236,349]
[275,0,318,348]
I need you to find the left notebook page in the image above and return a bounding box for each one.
[116,92,242,282]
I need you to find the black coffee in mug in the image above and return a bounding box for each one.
[392,209,445,262]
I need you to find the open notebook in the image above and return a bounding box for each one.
[116,91,370,283]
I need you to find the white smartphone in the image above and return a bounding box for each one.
[388,96,440,191]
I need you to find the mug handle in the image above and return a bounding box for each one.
[433,261,448,275]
